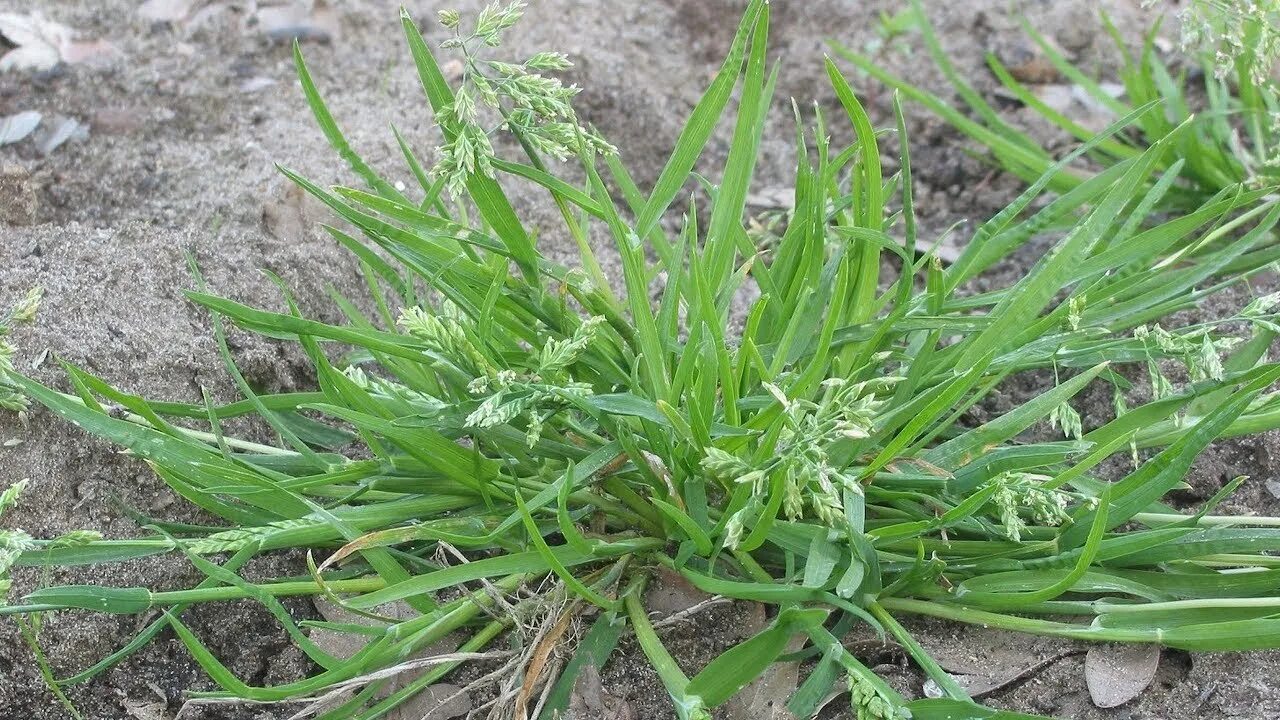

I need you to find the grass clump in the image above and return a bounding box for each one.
[5,2,1280,719]
[835,0,1280,208]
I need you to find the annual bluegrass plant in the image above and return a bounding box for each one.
[834,0,1280,208]
[7,2,1280,719]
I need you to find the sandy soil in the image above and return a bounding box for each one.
[2,1,1278,718]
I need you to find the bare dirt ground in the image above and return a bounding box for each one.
[2,1,1279,718]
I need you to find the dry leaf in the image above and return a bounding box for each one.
[308,598,471,720]
[310,597,416,659]
[924,652,1081,699]
[0,111,41,145]
[1022,83,1120,135]
[567,664,633,720]
[1085,643,1160,708]
[1267,478,1280,500]
[239,76,277,93]
[34,115,88,155]
[920,631,1080,700]
[1005,55,1059,84]
[255,1,339,43]
[396,683,471,720]
[925,673,990,700]
[923,670,1027,700]
[918,239,962,265]
[263,182,328,242]
[514,604,580,717]
[0,13,66,72]
[0,13,115,71]
[722,635,805,720]
[441,58,464,82]
[643,566,712,617]
[138,0,198,23]
[1029,84,1074,115]
[121,697,167,720]
[58,39,115,65]
[92,106,148,135]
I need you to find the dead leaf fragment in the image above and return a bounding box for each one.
[1022,83,1121,135]
[310,597,415,660]
[1030,84,1074,115]
[59,38,116,65]
[441,58,464,82]
[34,115,88,155]
[92,107,147,135]
[239,76,277,93]
[1006,55,1059,84]
[308,624,370,662]
[1085,643,1160,708]
[923,672,1009,700]
[920,631,1081,701]
[567,664,633,720]
[722,635,804,720]
[308,598,470,720]
[121,696,167,720]
[990,35,1061,84]
[255,1,339,43]
[138,0,197,23]
[643,566,712,617]
[515,603,581,718]
[0,111,41,145]
[263,181,328,241]
[398,683,471,720]
[0,13,114,71]
[0,13,65,71]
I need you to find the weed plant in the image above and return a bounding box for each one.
[5,2,1280,719]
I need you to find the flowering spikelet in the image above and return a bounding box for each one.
[701,447,755,484]
[1049,401,1083,440]
[187,518,319,554]
[7,287,41,325]
[1172,0,1280,84]
[466,384,526,428]
[1067,294,1086,331]
[847,671,909,719]
[0,288,41,412]
[398,306,494,377]
[987,472,1073,542]
[49,530,103,548]
[456,316,599,445]
[0,479,29,595]
[539,316,604,374]
[430,3,614,195]
[720,504,754,550]
[1198,335,1225,381]
[0,479,27,517]
[0,529,34,578]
